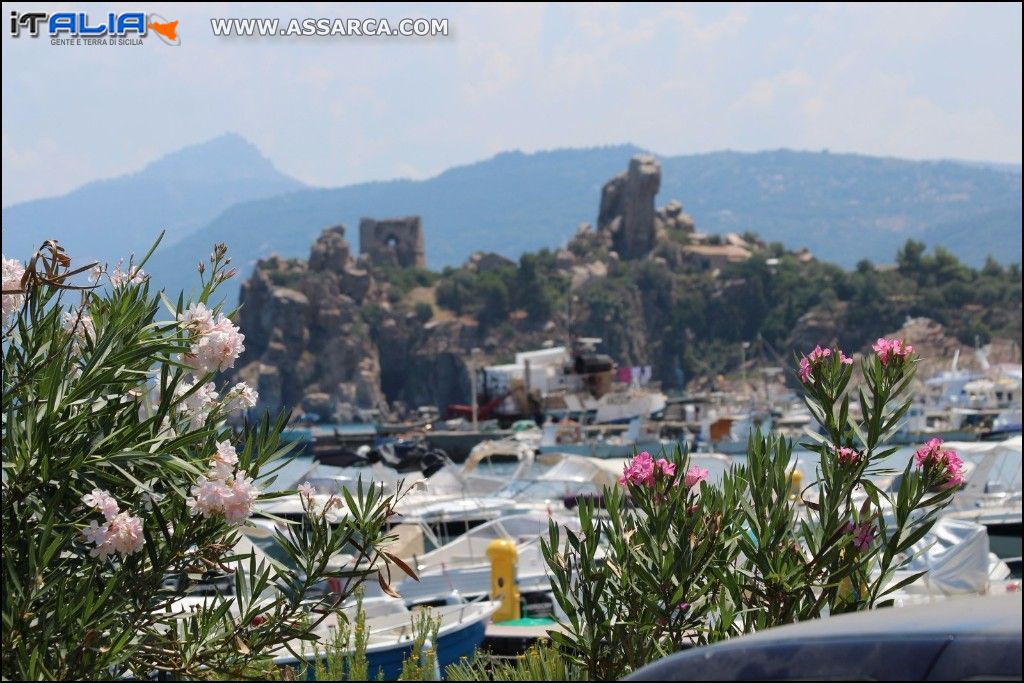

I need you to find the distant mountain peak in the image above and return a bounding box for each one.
[2,132,305,268]
[133,132,292,184]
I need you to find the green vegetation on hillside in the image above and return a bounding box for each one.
[414,234,1021,387]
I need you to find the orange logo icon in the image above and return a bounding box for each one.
[148,15,180,45]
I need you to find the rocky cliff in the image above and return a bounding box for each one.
[236,226,385,421]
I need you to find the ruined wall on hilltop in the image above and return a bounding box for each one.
[359,216,426,268]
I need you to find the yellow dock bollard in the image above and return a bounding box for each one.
[487,539,521,622]
[788,468,804,500]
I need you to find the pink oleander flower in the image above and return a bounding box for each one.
[82,510,144,558]
[108,259,147,287]
[211,440,239,478]
[188,470,259,525]
[852,522,875,552]
[297,482,315,500]
[798,345,836,384]
[224,381,259,412]
[913,438,964,489]
[835,446,860,465]
[177,302,216,334]
[684,465,709,488]
[872,338,914,367]
[184,316,246,374]
[620,451,657,487]
[187,475,232,518]
[914,438,945,467]
[2,255,26,319]
[798,357,812,383]
[940,450,966,489]
[222,474,258,524]
[82,520,108,549]
[105,512,145,555]
[839,351,853,365]
[62,309,96,341]
[656,458,676,477]
[809,345,832,362]
[82,488,120,521]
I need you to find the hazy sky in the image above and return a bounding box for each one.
[3,2,1021,205]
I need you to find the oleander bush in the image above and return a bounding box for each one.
[537,339,964,679]
[2,239,411,680]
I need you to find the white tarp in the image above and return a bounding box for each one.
[900,517,991,596]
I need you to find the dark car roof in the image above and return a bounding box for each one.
[624,594,1022,681]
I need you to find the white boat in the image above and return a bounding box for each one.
[941,435,1022,567]
[696,410,772,455]
[370,512,581,607]
[554,386,668,425]
[387,437,538,537]
[476,340,668,425]
[897,352,1022,443]
[253,437,537,542]
[378,446,627,541]
[166,533,499,679]
[294,461,425,496]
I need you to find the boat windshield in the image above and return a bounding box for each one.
[496,479,604,501]
[961,448,1022,492]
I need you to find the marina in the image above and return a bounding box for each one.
[245,428,1023,660]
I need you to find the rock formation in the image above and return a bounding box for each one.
[598,155,662,259]
[236,225,387,421]
[465,251,515,273]
[656,199,696,236]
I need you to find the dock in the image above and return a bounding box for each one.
[483,618,563,656]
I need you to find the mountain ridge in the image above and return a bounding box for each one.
[3,135,1019,304]
[151,143,1020,302]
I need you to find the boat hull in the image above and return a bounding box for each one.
[280,603,493,680]
[359,617,487,680]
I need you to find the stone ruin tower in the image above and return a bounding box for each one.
[359,216,426,268]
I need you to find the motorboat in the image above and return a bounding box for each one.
[941,435,1022,569]
[365,512,581,608]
